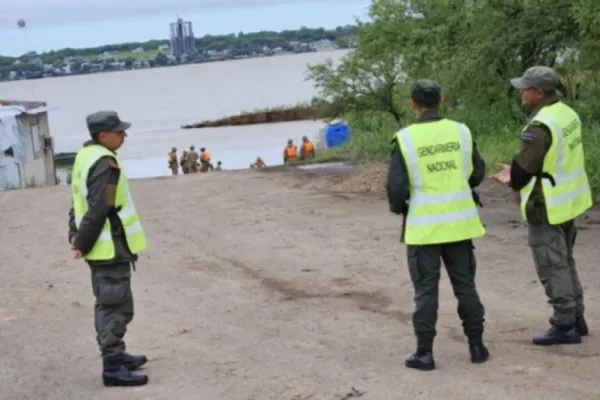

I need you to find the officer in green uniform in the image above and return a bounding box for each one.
[490,66,591,345]
[386,80,489,371]
[68,111,149,387]
[188,145,199,173]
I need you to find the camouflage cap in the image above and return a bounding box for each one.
[510,66,560,91]
[410,79,441,105]
[86,110,131,134]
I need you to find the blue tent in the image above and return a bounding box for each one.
[323,122,351,148]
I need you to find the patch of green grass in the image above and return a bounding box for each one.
[114,49,161,61]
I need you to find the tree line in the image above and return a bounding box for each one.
[0,25,357,68]
[307,0,600,192]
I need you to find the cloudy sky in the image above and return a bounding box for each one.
[0,0,370,56]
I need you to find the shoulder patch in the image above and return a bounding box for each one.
[107,158,119,169]
[520,130,536,144]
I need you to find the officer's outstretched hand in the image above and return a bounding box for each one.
[489,163,511,185]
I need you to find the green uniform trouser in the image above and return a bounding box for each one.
[526,202,584,326]
[407,240,485,349]
[90,262,134,360]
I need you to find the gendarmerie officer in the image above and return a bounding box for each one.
[68,111,149,386]
[387,80,489,371]
[491,66,591,345]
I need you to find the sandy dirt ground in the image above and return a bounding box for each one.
[1,165,599,400]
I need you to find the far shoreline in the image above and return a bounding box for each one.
[0,49,350,86]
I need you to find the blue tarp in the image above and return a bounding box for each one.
[323,122,351,148]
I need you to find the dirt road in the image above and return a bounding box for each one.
[1,166,599,400]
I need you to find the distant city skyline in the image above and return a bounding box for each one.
[0,0,370,56]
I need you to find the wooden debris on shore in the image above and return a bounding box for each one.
[181,106,321,129]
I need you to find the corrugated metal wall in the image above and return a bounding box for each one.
[0,107,28,190]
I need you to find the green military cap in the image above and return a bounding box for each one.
[410,79,441,104]
[171,147,177,152]
[510,66,560,91]
[86,110,131,134]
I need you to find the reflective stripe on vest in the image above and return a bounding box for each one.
[396,119,485,245]
[519,102,592,224]
[71,145,147,260]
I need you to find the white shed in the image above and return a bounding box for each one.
[0,100,57,190]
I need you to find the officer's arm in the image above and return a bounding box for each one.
[283,149,287,162]
[73,157,120,255]
[67,201,77,243]
[469,140,486,188]
[510,123,549,191]
[386,139,410,215]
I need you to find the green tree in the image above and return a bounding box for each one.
[155,53,168,66]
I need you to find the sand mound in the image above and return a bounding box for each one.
[329,165,387,193]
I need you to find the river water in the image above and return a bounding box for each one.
[0,50,348,178]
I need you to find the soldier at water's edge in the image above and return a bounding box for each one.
[68,110,149,387]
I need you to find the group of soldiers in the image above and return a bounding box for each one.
[283,135,315,164]
[167,145,222,175]
[167,134,316,174]
[386,66,591,371]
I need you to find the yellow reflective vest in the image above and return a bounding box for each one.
[71,144,147,261]
[519,101,592,224]
[396,119,485,245]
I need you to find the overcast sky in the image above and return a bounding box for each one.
[0,0,370,56]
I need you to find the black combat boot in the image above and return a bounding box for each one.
[405,349,435,371]
[532,325,581,346]
[123,353,148,371]
[468,342,489,364]
[103,357,149,387]
[575,316,589,336]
